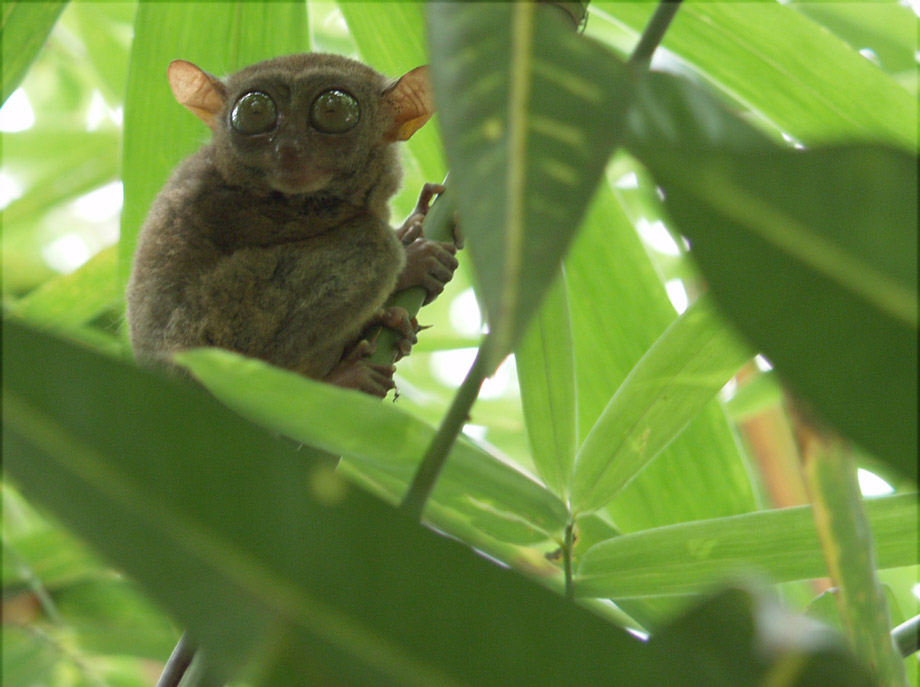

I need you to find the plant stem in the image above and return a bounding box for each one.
[800,421,908,687]
[562,520,576,602]
[628,0,683,68]
[892,614,920,658]
[399,344,489,521]
[157,633,197,687]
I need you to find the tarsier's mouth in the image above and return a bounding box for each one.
[269,167,333,195]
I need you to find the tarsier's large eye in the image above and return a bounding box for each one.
[230,91,278,135]
[309,89,359,133]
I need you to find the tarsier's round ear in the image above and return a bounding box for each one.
[381,65,435,142]
[167,60,227,131]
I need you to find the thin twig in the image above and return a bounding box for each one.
[562,521,576,602]
[399,344,489,521]
[892,614,920,658]
[156,633,197,687]
[628,0,683,68]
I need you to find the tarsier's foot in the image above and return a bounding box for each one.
[324,339,396,398]
[396,183,462,305]
[370,305,419,361]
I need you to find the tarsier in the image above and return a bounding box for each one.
[126,53,459,397]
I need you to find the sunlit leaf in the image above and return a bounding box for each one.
[1,0,68,105]
[6,245,120,330]
[577,493,918,599]
[592,1,916,146]
[571,294,752,514]
[565,185,757,532]
[515,268,576,499]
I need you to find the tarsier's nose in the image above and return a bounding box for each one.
[274,139,305,170]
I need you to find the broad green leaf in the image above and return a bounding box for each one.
[175,347,567,544]
[571,294,753,514]
[576,493,918,599]
[1,0,68,105]
[788,1,918,78]
[592,1,916,147]
[2,319,681,687]
[66,1,135,106]
[515,268,576,499]
[566,185,757,532]
[6,245,120,330]
[120,2,310,289]
[427,2,632,370]
[632,142,917,481]
[805,444,909,687]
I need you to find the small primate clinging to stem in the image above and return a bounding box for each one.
[127,53,459,396]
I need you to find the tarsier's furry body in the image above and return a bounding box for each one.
[127,53,457,395]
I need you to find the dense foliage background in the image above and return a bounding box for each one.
[2,2,917,686]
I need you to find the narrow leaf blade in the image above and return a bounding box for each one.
[576,494,918,599]
[571,295,753,514]
[515,269,577,498]
[1,0,68,104]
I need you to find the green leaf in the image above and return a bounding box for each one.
[633,142,917,481]
[175,347,568,544]
[120,2,310,290]
[6,245,120,331]
[1,0,68,104]
[576,493,918,599]
[2,319,673,687]
[54,578,177,659]
[592,1,915,146]
[788,1,917,79]
[566,185,757,533]
[427,2,633,370]
[515,268,576,499]
[570,294,752,514]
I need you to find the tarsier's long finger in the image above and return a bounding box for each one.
[399,220,423,245]
[414,182,445,217]
[362,363,397,397]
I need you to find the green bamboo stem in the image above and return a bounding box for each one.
[802,426,908,687]
[628,0,684,68]
[892,614,920,658]
[399,344,489,521]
